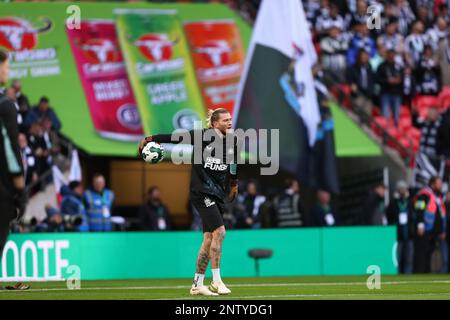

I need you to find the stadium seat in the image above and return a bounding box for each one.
[397,137,412,158]
[372,106,381,117]
[398,117,412,133]
[440,96,450,111]
[399,105,411,119]
[411,139,420,152]
[414,95,440,109]
[439,85,450,98]
[386,126,402,148]
[372,116,391,136]
[407,126,421,137]
[339,84,353,109]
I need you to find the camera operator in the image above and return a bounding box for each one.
[60,181,89,232]
[44,204,64,232]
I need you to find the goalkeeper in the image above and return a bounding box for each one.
[138,108,239,296]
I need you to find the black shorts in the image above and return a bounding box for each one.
[191,193,226,233]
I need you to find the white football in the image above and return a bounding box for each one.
[141,141,165,164]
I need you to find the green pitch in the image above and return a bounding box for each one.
[1,275,450,300]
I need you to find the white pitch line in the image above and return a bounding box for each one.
[1,280,450,293]
[155,292,450,300]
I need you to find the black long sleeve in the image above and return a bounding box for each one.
[0,95,24,177]
[151,129,199,145]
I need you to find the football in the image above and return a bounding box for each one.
[141,141,165,164]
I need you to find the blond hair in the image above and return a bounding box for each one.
[206,108,229,128]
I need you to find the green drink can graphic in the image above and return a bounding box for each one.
[114,9,206,135]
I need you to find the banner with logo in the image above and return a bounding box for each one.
[0,227,396,281]
[184,20,245,115]
[114,9,206,135]
[0,16,61,80]
[0,2,251,156]
[66,20,143,141]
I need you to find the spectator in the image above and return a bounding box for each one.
[5,87,16,104]
[10,79,29,125]
[27,121,51,177]
[84,174,115,232]
[139,186,172,231]
[10,79,29,112]
[415,45,442,96]
[311,190,337,227]
[387,180,415,274]
[413,106,442,158]
[402,66,417,110]
[347,0,369,30]
[416,4,434,30]
[393,0,416,36]
[4,87,23,128]
[303,0,322,28]
[376,48,404,127]
[271,178,305,228]
[377,17,405,66]
[60,181,89,232]
[437,3,450,24]
[320,25,349,83]
[413,106,446,189]
[438,107,450,187]
[413,176,448,273]
[435,26,450,87]
[370,41,386,71]
[18,133,37,188]
[44,204,65,232]
[346,21,376,67]
[315,3,345,39]
[405,21,428,66]
[363,183,387,226]
[24,96,61,132]
[234,179,266,229]
[41,116,63,167]
[426,17,448,51]
[347,49,375,116]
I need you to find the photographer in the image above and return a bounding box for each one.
[44,204,65,232]
[60,181,89,232]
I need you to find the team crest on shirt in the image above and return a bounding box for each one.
[204,197,215,207]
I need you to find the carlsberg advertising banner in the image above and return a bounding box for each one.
[114,9,206,134]
[184,20,245,116]
[66,20,144,141]
[0,2,251,156]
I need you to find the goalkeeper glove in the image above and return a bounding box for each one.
[138,136,153,154]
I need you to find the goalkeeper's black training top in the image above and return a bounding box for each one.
[0,92,24,202]
[151,128,239,203]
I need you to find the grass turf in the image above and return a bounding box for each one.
[0,274,450,300]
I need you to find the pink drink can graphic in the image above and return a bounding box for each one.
[66,20,143,141]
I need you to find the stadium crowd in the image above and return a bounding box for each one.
[304,0,450,187]
[2,80,62,193]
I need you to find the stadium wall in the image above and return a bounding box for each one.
[0,227,397,281]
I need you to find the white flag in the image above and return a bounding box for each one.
[234,0,320,146]
[69,149,82,182]
[52,165,67,195]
